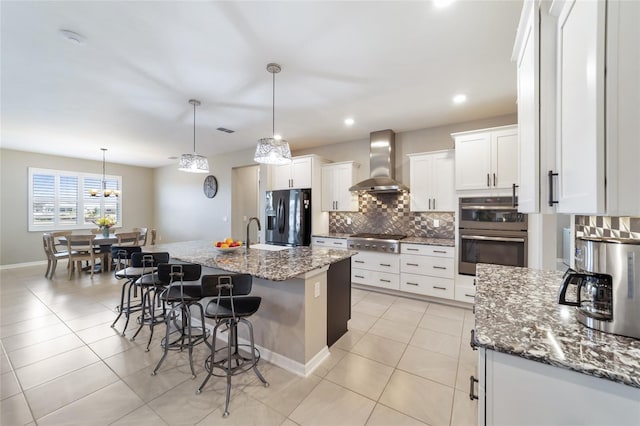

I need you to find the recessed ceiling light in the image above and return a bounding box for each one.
[453,94,467,104]
[59,29,86,45]
[433,0,455,8]
[344,118,355,126]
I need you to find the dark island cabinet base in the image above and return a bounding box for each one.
[327,258,352,347]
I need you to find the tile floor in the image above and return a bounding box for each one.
[0,264,478,425]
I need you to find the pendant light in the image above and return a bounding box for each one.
[178,99,210,173]
[90,148,119,197]
[254,63,292,165]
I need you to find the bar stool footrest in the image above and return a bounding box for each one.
[204,345,261,377]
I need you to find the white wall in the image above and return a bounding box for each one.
[0,148,154,266]
[153,147,258,244]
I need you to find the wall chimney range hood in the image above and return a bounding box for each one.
[349,129,409,193]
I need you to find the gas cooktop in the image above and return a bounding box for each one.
[349,233,406,240]
[347,233,406,253]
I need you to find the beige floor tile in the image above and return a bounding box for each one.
[350,333,407,367]
[24,361,118,419]
[37,381,144,425]
[455,361,478,393]
[381,306,424,326]
[121,364,190,403]
[281,419,300,426]
[363,292,397,308]
[15,346,100,390]
[351,289,369,306]
[8,333,85,369]
[111,404,169,425]
[312,346,348,378]
[325,353,394,400]
[65,309,118,332]
[451,389,478,426]
[89,334,139,359]
[103,346,159,378]
[49,301,113,322]
[366,403,427,425]
[244,363,321,416]
[379,370,454,426]
[348,311,379,332]
[0,393,34,425]
[410,328,461,359]
[397,345,458,387]
[368,318,416,344]
[418,313,464,337]
[147,378,227,425]
[0,301,51,326]
[332,329,365,351]
[426,303,468,321]
[0,313,62,338]
[197,391,286,425]
[459,335,478,367]
[75,321,123,344]
[352,300,389,317]
[289,379,375,426]
[1,322,71,352]
[0,348,12,374]
[391,296,430,313]
[1,371,21,400]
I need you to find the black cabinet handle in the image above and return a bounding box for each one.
[548,170,559,207]
[428,198,431,210]
[469,376,479,400]
[406,263,419,266]
[512,183,519,208]
[433,198,436,210]
[379,263,391,267]
[433,266,447,270]
[470,329,478,350]
[354,260,365,264]
[493,173,496,187]
[433,286,446,290]
[486,173,490,187]
[465,293,474,298]
[316,240,325,244]
[354,275,365,279]
[406,282,419,286]
[332,241,342,245]
[380,279,391,283]
[406,248,419,251]
[433,250,447,254]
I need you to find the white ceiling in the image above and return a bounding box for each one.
[1,0,522,168]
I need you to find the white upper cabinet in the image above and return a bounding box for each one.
[269,156,313,190]
[408,150,455,212]
[453,125,518,192]
[553,0,640,215]
[321,161,359,212]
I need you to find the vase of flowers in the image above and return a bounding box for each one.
[94,216,116,237]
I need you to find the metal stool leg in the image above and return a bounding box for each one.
[242,318,268,386]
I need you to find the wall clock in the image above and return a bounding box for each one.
[203,175,218,198]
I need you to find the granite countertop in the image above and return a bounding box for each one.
[151,240,355,282]
[311,233,351,239]
[401,237,455,247]
[475,264,640,388]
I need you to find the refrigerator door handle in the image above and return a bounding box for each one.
[277,198,286,234]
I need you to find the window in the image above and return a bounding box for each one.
[28,167,122,231]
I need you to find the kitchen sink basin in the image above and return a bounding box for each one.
[250,244,290,251]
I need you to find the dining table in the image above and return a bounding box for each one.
[59,234,120,273]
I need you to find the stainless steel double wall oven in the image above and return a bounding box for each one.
[458,197,528,275]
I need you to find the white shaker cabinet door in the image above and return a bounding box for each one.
[455,133,492,190]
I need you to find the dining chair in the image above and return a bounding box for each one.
[133,227,148,246]
[66,234,97,279]
[43,233,71,279]
[149,229,157,246]
[116,231,140,246]
[42,233,53,278]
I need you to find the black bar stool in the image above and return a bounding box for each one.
[152,263,208,378]
[196,274,269,417]
[110,246,143,335]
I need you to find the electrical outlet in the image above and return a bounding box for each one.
[314,282,320,298]
[346,217,352,225]
[433,219,440,227]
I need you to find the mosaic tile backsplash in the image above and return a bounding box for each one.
[575,215,640,239]
[329,192,455,239]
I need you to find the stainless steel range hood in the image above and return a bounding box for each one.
[349,129,409,193]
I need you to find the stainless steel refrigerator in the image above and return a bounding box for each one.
[265,189,312,246]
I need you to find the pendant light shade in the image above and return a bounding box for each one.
[90,148,119,197]
[254,63,292,165]
[179,99,209,173]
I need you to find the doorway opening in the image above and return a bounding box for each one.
[231,165,260,243]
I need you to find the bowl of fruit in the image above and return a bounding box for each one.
[213,238,243,253]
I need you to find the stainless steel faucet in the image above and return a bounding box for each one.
[246,217,261,249]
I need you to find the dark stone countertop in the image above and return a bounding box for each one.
[311,233,351,239]
[151,240,355,282]
[475,264,640,388]
[401,237,455,247]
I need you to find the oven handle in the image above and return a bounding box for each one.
[461,235,526,243]
[460,205,517,210]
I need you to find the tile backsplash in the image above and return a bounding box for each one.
[329,192,455,239]
[575,215,640,239]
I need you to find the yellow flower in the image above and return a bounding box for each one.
[95,216,116,228]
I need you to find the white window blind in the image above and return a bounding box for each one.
[28,167,122,231]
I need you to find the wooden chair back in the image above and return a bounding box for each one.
[116,231,140,246]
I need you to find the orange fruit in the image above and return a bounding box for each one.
[221,243,229,248]
[225,238,233,244]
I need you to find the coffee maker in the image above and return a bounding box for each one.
[558,236,640,339]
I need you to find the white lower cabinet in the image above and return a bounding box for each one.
[455,273,476,303]
[351,251,400,290]
[311,236,347,249]
[478,348,640,425]
[400,243,455,301]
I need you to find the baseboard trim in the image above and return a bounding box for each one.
[0,260,48,270]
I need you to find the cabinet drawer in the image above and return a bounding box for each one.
[401,273,454,299]
[353,268,399,290]
[312,237,347,248]
[401,254,454,278]
[401,244,454,258]
[351,252,400,274]
[455,284,476,304]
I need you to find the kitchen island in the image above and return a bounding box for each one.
[151,240,355,377]
[474,264,640,425]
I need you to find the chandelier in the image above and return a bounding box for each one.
[254,63,292,165]
[90,148,119,197]
[178,99,210,173]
